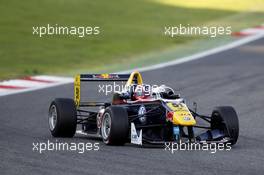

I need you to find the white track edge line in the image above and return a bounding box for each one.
[118,33,264,74]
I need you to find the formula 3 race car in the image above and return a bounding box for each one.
[48,71,239,146]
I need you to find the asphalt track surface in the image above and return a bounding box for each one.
[1,38,264,175]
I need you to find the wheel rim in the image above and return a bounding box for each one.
[49,105,57,131]
[102,113,111,140]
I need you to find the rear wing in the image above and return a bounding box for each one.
[74,72,143,107]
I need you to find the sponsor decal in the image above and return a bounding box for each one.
[138,105,147,123]
[183,116,191,121]
[93,74,119,79]
[131,123,142,145]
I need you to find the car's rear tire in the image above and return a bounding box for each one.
[48,98,77,137]
[101,106,128,145]
[211,106,239,145]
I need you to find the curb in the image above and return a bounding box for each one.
[232,24,264,36]
[0,75,73,96]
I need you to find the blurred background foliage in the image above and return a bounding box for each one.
[0,0,264,79]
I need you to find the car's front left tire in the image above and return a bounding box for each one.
[211,106,239,145]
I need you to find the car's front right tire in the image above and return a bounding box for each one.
[101,106,129,145]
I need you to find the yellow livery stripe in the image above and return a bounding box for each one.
[74,75,81,107]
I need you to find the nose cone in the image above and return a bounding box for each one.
[172,112,196,126]
[167,102,196,126]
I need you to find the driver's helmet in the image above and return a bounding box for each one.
[152,85,176,99]
[131,84,151,100]
[160,85,175,97]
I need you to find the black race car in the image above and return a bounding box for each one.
[48,71,239,146]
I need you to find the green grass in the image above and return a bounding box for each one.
[0,0,264,79]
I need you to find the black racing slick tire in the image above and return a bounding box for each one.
[48,98,77,137]
[101,106,129,145]
[211,106,239,145]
